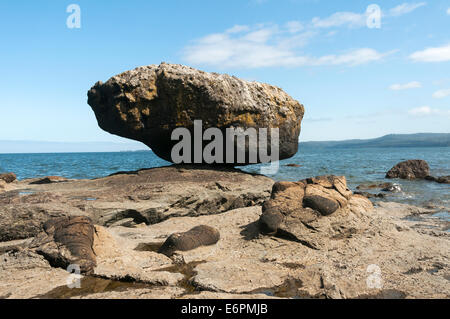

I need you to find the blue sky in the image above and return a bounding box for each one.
[0,0,449,148]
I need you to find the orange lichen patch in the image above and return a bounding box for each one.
[124,92,136,103]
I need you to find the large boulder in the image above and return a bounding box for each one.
[386,160,430,180]
[87,63,304,164]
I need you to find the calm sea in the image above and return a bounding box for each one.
[1,146,449,220]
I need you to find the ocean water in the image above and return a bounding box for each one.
[0,147,448,218]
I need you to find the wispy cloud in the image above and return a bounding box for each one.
[311,2,426,29]
[432,88,450,99]
[183,24,392,68]
[285,21,304,33]
[311,11,366,28]
[408,106,450,116]
[410,44,450,62]
[447,8,450,15]
[389,81,422,90]
[389,2,427,17]
[182,3,425,69]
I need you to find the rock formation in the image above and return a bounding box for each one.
[258,175,373,249]
[0,170,449,299]
[32,216,97,273]
[0,166,273,241]
[386,160,449,184]
[87,63,304,164]
[386,160,430,180]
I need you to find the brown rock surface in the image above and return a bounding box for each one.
[258,175,363,245]
[0,172,16,183]
[0,201,448,299]
[386,160,430,180]
[158,225,220,256]
[0,166,273,241]
[32,216,97,273]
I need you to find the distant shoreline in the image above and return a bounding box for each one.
[0,133,449,154]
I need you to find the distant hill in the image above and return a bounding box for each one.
[300,133,450,149]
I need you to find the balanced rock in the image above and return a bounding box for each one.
[386,160,430,180]
[87,63,304,164]
[158,225,220,256]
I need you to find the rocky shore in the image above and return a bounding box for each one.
[0,167,448,299]
[0,64,448,299]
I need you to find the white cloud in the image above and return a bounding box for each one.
[432,88,450,99]
[312,11,366,28]
[183,25,391,68]
[285,21,303,33]
[389,81,422,90]
[409,106,433,115]
[447,8,450,15]
[389,2,427,16]
[310,3,425,30]
[410,44,450,62]
[310,48,390,66]
[226,25,250,34]
[408,106,450,116]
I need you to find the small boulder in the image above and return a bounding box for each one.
[356,182,393,190]
[0,172,16,183]
[381,184,401,192]
[158,225,220,256]
[386,160,430,180]
[33,216,97,273]
[303,195,339,216]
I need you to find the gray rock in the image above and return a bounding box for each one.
[87,63,305,164]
